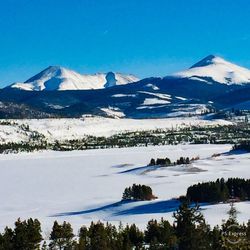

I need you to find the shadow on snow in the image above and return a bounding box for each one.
[114,199,181,216]
[52,199,186,217]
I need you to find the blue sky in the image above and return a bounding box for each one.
[0,0,250,87]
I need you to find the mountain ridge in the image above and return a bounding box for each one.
[2,55,250,119]
[9,66,139,91]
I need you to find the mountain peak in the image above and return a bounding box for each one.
[45,65,63,71]
[173,55,250,85]
[190,55,218,68]
[24,65,65,84]
[9,67,139,91]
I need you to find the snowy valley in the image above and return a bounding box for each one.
[0,55,250,247]
[0,144,250,236]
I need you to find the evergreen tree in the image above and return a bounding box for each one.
[49,221,74,250]
[13,218,42,250]
[220,202,247,249]
[88,221,109,250]
[26,218,43,249]
[145,220,161,245]
[122,224,144,250]
[78,226,88,250]
[145,218,177,249]
[247,220,250,245]
[174,202,210,250]
[149,158,156,165]
[105,222,119,250]
[0,227,14,250]
[210,226,223,250]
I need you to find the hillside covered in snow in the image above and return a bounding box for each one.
[9,66,139,91]
[173,55,250,85]
[2,55,250,119]
[0,116,232,144]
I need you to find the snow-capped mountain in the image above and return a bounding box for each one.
[2,54,250,119]
[173,55,250,85]
[9,66,139,91]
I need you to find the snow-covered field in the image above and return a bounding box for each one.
[0,144,249,237]
[0,116,232,143]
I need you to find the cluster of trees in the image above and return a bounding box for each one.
[122,184,157,201]
[186,178,250,203]
[0,202,249,249]
[176,157,190,165]
[0,142,48,154]
[233,141,250,152]
[149,158,171,166]
[149,157,191,166]
[0,218,42,249]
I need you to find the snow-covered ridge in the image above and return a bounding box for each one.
[0,117,232,143]
[173,55,250,85]
[10,66,139,91]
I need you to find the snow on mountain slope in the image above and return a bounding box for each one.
[100,107,125,118]
[173,55,250,85]
[142,98,171,105]
[10,66,139,91]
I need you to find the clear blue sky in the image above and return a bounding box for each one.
[0,0,250,87]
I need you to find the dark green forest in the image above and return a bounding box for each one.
[0,202,249,250]
[186,178,250,203]
[233,141,250,152]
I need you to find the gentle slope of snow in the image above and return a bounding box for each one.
[0,116,230,142]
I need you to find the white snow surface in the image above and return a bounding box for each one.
[100,107,125,118]
[176,96,187,101]
[145,84,160,90]
[0,117,232,143]
[112,94,137,98]
[173,55,250,85]
[142,98,171,105]
[166,104,209,117]
[138,91,172,100]
[10,66,139,91]
[0,144,250,235]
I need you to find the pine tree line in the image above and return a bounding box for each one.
[2,124,250,154]
[149,156,192,166]
[233,141,250,152]
[0,202,249,249]
[186,178,250,203]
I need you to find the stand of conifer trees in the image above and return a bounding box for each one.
[186,178,250,203]
[0,201,249,249]
[122,184,157,201]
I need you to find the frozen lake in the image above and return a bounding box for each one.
[0,144,249,237]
